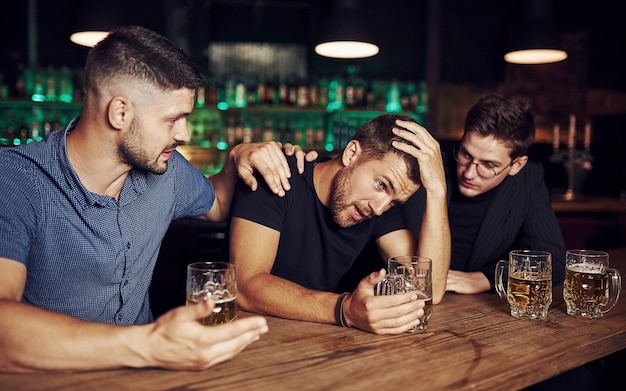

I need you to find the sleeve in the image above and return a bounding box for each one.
[230,159,296,232]
[519,164,566,286]
[170,151,214,219]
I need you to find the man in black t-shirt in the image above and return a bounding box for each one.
[230,114,450,335]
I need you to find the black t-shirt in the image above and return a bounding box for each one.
[230,156,406,293]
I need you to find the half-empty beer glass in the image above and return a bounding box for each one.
[186,261,238,325]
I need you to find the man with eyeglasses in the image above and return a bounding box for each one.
[404,93,566,295]
[402,94,599,391]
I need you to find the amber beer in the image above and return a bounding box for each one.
[187,296,237,325]
[186,261,238,325]
[563,249,622,319]
[563,264,609,319]
[495,250,553,320]
[506,272,552,319]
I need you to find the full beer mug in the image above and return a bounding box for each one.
[563,249,622,319]
[495,250,552,320]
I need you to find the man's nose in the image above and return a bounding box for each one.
[371,197,394,216]
[462,162,480,178]
[175,120,191,143]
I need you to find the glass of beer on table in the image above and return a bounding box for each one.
[495,250,552,320]
[186,261,238,325]
[374,255,433,333]
[563,249,622,319]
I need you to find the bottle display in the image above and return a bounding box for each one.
[0,66,428,174]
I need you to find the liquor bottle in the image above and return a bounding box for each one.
[242,114,252,143]
[224,78,236,108]
[317,77,328,108]
[262,117,274,142]
[354,76,366,108]
[266,77,277,106]
[287,76,297,107]
[58,67,74,103]
[327,77,344,112]
[206,76,218,106]
[234,79,247,108]
[314,116,325,149]
[277,76,287,106]
[308,80,319,107]
[304,116,314,147]
[296,79,309,108]
[385,80,402,113]
[45,68,57,102]
[195,85,206,108]
[416,81,428,114]
[345,75,356,108]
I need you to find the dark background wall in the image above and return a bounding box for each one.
[1,0,626,90]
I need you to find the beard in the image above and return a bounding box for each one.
[329,164,368,228]
[118,116,174,175]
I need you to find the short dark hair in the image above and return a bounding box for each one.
[464,93,535,158]
[84,25,205,96]
[352,114,421,185]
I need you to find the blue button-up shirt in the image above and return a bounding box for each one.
[0,119,214,325]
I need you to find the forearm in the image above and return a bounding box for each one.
[238,274,339,325]
[0,300,148,372]
[417,190,451,304]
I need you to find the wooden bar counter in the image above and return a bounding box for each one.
[2,249,626,391]
[552,196,626,213]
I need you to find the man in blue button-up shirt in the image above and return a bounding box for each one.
[0,25,314,373]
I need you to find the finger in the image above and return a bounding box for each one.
[266,142,293,193]
[244,142,290,195]
[283,142,295,156]
[295,149,306,174]
[305,150,318,162]
[196,316,269,367]
[172,299,216,323]
[295,149,319,174]
[360,269,386,290]
[393,121,438,149]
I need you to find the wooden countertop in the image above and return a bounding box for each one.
[2,249,626,391]
[552,196,626,213]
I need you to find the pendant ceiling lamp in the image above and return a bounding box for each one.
[314,0,379,59]
[504,0,567,64]
[70,1,128,47]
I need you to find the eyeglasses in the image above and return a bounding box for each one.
[453,148,514,179]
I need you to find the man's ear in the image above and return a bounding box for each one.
[107,96,130,130]
[341,140,362,167]
[508,155,528,176]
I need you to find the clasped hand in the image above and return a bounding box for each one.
[343,269,426,335]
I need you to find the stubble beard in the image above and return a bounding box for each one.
[118,116,170,175]
[329,165,358,228]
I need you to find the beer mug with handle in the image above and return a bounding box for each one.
[374,255,433,333]
[495,250,552,320]
[563,249,621,319]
